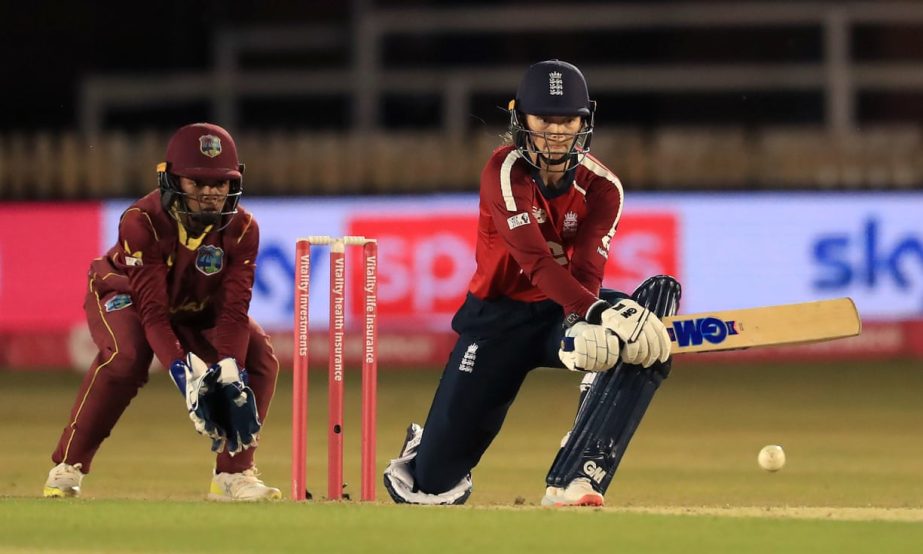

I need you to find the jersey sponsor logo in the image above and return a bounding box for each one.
[547,241,568,266]
[170,296,210,314]
[532,206,547,224]
[562,211,579,236]
[103,294,133,312]
[199,134,222,158]
[549,71,564,96]
[507,212,531,230]
[667,317,740,347]
[195,245,225,276]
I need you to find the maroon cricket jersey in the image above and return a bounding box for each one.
[468,145,623,318]
[88,191,259,365]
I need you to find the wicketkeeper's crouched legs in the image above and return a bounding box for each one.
[51,349,152,473]
[51,292,153,473]
[544,275,682,504]
[214,319,280,474]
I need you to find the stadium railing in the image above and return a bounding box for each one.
[1,127,921,199]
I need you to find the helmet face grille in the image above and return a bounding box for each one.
[509,108,595,173]
[158,170,243,232]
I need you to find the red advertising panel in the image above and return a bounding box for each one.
[347,214,478,328]
[603,213,680,292]
[0,203,102,331]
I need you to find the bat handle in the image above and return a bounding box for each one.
[561,336,576,352]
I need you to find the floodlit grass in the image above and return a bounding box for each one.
[1,361,922,553]
[1,499,922,554]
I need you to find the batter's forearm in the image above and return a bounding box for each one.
[525,257,599,316]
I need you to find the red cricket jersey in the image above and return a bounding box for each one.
[468,145,624,318]
[88,191,259,366]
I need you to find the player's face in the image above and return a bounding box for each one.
[524,114,584,166]
[178,177,231,215]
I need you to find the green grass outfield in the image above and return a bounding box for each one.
[1,499,922,554]
[1,360,922,553]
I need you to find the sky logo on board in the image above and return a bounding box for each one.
[668,317,740,347]
[813,218,922,291]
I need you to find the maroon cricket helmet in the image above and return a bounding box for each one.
[164,122,243,181]
[157,122,244,230]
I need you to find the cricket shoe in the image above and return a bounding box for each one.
[208,468,282,502]
[541,477,604,507]
[43,462,85,498]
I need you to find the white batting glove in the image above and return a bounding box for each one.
[596,299,671,368]
[558,322,621,372]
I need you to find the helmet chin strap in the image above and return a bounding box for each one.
[169,201,218,236]
[171,189,237,232]
[528,134,579,173]
[536,152,573,172]
[181,209,224,238]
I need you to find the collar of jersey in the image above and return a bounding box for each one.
[530,166,576,200]
[173,210,214,251]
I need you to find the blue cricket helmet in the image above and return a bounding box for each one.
[514,59,593,117]
[508,60,596,172]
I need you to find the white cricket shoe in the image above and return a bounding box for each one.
[541,478,604,507]
[208,468,282,502]
[44,462,85,498]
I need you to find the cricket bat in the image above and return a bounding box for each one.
[665,297,861,354]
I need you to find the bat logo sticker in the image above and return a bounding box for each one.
[668,317,740,347]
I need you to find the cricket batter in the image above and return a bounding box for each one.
[43,123,281,501]
[384,60,681,506]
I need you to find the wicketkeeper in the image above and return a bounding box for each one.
[44,123,281,501]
